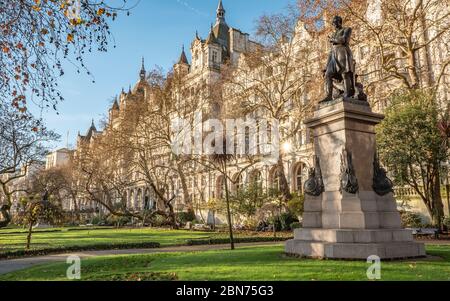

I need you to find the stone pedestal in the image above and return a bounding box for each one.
[285,100,425,259]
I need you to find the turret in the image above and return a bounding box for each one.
[109,97,120,125]
[174,45,190,76]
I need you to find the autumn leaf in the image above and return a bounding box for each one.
[97,8,105,16]
[67,33,74,43]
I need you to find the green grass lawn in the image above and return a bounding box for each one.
[1,245,450,281]
[0,227,291,256]
[0,228,208,254]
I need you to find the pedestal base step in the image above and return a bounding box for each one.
[294,228,415,243]
[285,239,426,260]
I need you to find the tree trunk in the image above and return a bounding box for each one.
[177,162,194,214]
[419,4,435,87]
[431,172,445,230]
[277,156,291,201]
[407,51,420,88]
[166,202,179,230]
[0,182,13,228]
[223,164,235,250]
[0,205,11,228]
[26,221,34,250]
[272,212,277,238]
[72,195,81,223]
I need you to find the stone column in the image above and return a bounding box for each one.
[286,101,426,259]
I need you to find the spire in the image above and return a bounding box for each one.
[112,98,119,110]
[85,119,97,140]
[178,45,189,65]
[216,0,225,23]
[140,57,146,80]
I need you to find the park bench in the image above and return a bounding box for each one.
[408,228,439,239]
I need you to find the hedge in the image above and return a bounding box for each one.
[0,242,160,260]
[185,236,293,246]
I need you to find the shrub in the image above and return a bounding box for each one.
[150,214,170,227]
[91,216,104,226]
[287,193,305,217]
[106,215,131,227]
[243,217,259,231]
[269,212,299,231]
[176,211,196,225]
[400,211,424,228]
[442,217,450,229]
[290,222,302,230]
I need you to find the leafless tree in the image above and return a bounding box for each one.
[0,104,58,227]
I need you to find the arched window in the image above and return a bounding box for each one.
[216,176,226,199]
[269,166,282,194]
[144,188,150,210]
[293,163,307,194]
[136,188,142,210]
[232,173,244,193]
[249,170,263,195]
[245,127,250,155]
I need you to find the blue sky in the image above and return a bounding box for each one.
[37,0,295,149]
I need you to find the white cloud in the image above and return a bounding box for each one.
[176,0,210,17]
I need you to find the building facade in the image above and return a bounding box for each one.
[73,0,449,225]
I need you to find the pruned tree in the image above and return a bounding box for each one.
[0,103,58,227]
[0,0,138,111]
